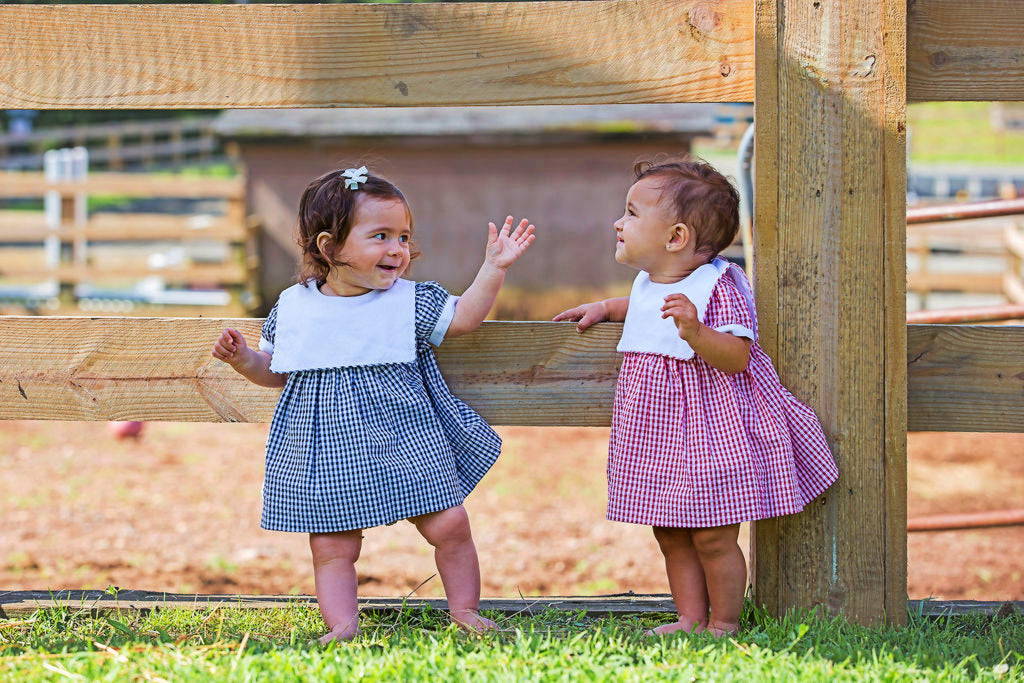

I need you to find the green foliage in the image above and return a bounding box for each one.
[2,601,1022,681]
[909,102,1024,166]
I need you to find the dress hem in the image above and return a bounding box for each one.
[260,497,467,534]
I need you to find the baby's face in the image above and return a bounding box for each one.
[613,178,677,270]
[327,196,412,295]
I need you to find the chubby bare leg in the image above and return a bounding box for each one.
[411,505,496,633]
[309,529,363,644]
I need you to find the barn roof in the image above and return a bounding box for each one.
[213,105,721,139]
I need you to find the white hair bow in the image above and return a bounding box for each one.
[342,166,369,190]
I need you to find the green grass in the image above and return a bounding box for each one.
[1,601,1021,681]
[908,102,1024,166]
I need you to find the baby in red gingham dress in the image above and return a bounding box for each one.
[555,159,838,637]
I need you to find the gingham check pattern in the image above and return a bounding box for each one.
[608,269,839,528]
[260,281,500,533]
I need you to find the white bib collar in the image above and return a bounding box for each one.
[617,257,739,360]
[268,278,416,372]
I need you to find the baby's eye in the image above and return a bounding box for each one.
[372,233,386,240]
[399,234,410,243]
[628,209,636,216]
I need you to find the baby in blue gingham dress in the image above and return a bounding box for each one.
[212,166,535,643]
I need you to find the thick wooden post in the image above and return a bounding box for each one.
[753,0,907,625]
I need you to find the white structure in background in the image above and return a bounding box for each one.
[39,146,230,309]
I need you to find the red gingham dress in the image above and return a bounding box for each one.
[607,266,839,528]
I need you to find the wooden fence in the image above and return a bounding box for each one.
[0,117,227,171]
[1,0,1023,626]
[0,170,258,316]
[907,218,1024,306]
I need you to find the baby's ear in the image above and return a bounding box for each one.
[315,231,335,257]
[666,223,690,252]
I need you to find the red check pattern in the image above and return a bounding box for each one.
[607,271,839,528]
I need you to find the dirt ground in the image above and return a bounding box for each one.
[1,422,1021,602]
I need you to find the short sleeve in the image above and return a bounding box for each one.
[415,281,458,346]
[704,274,756,341]
[259,301,279,354]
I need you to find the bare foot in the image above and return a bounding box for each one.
[705,621,739,638]
[644,618,706,637]
[316,621,360,645]
[451,608,498,634]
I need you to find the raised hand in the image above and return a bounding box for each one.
[662,293,701,342]
[553,301,609,332]
[212,327,250,366]
[485,216,535,270]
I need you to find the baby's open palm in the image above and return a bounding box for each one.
[486,216,535,269]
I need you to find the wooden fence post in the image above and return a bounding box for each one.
[753,0,908,625]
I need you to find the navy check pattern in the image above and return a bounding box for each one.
[260,281,501,533]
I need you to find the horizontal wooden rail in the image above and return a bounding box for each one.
[907,0,1024,102]
[0,1,1018,108]
[0,212,248,242]
[1,591,1019,620]
[907,272,1004,294]
[0,1,755,108]
[0,263,248,285]
[0,173,243,199]
[0,319,1020,432]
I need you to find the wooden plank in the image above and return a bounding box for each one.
[0,2,755,109]
[750,0,780,617]
[2,590,1019,620]
[1,2,1019,108]
[0,173,243,199]
[0,591,678,619]
[0,263,247,285]
[0,319,1017,429]
[907,325,1024,433]
[907,271,1005,294]
[883,0,909,628]
[910,600,1024,618]
[0,213,247,243]
[753,0,906,626]
[908,0,1024,102]
[0,319,622,424]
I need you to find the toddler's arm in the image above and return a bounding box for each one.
[211,328,287,388]
[446,216,536,338]
[662,294,751,374]
[552,297,629,332]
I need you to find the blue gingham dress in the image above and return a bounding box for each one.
[259,281,501,533]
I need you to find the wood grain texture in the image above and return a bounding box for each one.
[908,0,1024,102]
[883,0,909,626]
[907,325,1024,432]
[750,0,780,619]
[0,318,1017,430]
[0,2,755,109]
[0,318,622,425]
[753,0,906,625]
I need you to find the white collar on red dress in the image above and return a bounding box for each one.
[617,257,754,360]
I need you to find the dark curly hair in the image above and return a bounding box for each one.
[295,167,417,287]
[633,157,740,260]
